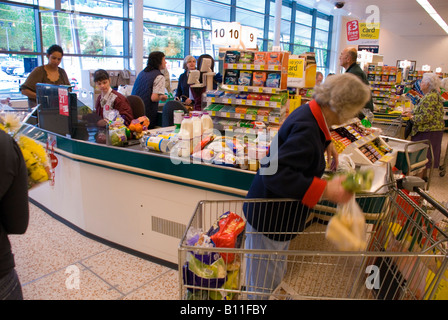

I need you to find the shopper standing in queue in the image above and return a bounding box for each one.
[131,51,168,129]
[403,73,445,181]
[20,44,71,108]
[243,73,371,299]
[0,130,29,300]
[339,47,374,114]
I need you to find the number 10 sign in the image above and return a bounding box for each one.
[212,22,258,49]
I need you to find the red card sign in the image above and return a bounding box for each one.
[347,20,359,41]
[58,88,69,116]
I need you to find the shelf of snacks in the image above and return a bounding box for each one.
[367,65,401,112]
[222,50,289,90]
[331,120,395,166]
[407,70,425,81]
[205,50,290,134]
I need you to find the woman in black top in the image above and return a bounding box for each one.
[0,130,29,300]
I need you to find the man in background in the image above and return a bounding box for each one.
[339,47,374,116]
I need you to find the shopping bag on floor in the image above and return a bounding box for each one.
[325,196,367,251]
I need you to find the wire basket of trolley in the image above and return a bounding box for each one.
[178,166,448,300]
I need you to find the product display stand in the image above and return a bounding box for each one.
[331,119,396,167]
[204,49,290,135]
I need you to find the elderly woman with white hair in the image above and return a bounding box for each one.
[405,73,445,180]
[244,73,371,299]
[175,55,196,106]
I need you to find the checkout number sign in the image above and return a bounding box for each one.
[212,22,257,49]
[58,88,69,116]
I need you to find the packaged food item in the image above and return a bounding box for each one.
[206,90,224,97]
[267,52,282,65]
[208,211,246,263]
[238,51,254,64]
[266,73,281,88]
[246,107,258,115]
[192,148,215,163]
[235,106,247,114]
[224,50,240,64]
[224,70,239,85]
[238,70,253,86]
[201,112,214,133]
[252,71,267,86]
[173,110,184,132]
[144,135,173,153]
[247,93,261,100]
[253,52,266,65]
[257,108,270,116]
[252,121,266,128]
[109,127,127,147]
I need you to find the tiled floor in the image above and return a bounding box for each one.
[8,133,448,300]
[9,202,179,300]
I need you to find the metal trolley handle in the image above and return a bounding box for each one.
[400,175,448,218]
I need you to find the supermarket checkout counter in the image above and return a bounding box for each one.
[24,123,254,267]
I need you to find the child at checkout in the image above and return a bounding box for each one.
[94,69,134,126]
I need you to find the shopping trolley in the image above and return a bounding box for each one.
[179,177,448,300]
[438,108,448,177]
[372,113,403,138]
[383,136,433,189]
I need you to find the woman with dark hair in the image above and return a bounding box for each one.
[20,44,71,108]
[131,51,168,128]
[93,69,134,126]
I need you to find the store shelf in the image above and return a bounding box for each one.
[220,84,285,94]
[208,49,290,131]
[205,96,283,108]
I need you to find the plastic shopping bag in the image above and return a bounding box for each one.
[325,197,367,251]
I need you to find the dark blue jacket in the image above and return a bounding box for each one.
[131,69,162,129]
[175,71,191,103]
[245,100,331,241]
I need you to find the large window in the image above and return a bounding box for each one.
[0,0,333,103]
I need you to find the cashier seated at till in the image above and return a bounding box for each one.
[93,69,134,127]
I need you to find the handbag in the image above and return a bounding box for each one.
[404,119,413,139]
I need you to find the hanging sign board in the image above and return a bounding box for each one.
[212,22,258,49]
[58,87,69,116]
[346,20,380,45]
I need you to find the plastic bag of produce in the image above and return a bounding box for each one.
[341,169,374,193]
[208,211,246,263]
[325,197,367,251]
[183,252,227,289]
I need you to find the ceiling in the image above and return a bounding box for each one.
[298,0,448,37]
